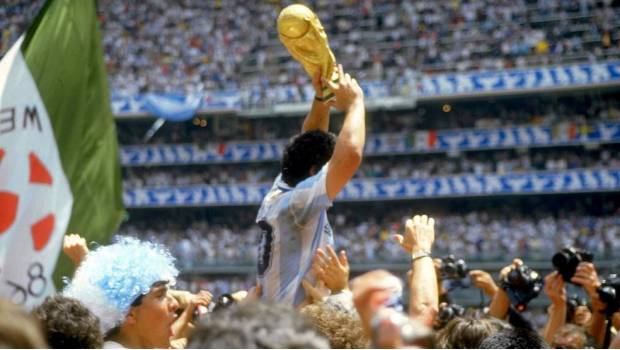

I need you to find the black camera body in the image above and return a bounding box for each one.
[552,247,593,282]
[207,293,237,314]
[440,255,468,280]
[437,303,465,325]
[500,264,543,312]
[597,274,620,316]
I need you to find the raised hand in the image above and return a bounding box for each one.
[544,272,566,305]
[393,214,435,254]
[469,270,499,297]
[322,64,364,112]
[312,245,350,293]
[63,233,89,266]
[570,262,600,298]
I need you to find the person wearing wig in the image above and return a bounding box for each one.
[64,237,180,349]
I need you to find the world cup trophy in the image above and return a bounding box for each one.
[277,4,339,101]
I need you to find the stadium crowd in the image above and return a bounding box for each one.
[3,209,619,348]
[2,0,620,99]
[117,197,620,267]
[114,94,620,144]
[121,145,620,188]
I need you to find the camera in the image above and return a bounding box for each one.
[552,247,594,282]
[208,293,237,314]
[566,294,588,310]
[499,264,543,312]
[437,303,465,326]
[597,274,620,316]
[440,255,468,280]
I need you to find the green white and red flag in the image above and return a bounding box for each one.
[0,0,124,309]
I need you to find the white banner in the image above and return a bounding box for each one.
[0,37,73,309]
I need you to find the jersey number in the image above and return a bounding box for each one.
[257,220,274,276]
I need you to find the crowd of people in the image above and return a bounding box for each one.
[121,145,620,189]
[114,93,620,145]
[3,213,620,348]
[118,199,620,267]
[2,0,620,99]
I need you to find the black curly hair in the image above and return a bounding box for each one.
[281,130,336,187]
[32,295,103,349]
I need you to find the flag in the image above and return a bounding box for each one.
[0,0,124,309]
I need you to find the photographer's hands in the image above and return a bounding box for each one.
[571,262,600,298]
[488,259,522,320]
[543,272,567,343]
[469,270,499,298]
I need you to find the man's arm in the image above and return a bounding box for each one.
[302,70,331,133]
[571,262,605,346]
[488,259,523,320]
[323,64,365,200]
[542,272,567,344]
[394,214,438,327]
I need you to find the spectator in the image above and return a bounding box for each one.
[0,299,47,348]
[64,237,181,349]
[435,315,511,349]
[479,327,550,349]
[187,302,330,348]
[32,295,103,349]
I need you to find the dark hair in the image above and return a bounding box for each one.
[0,299,47,348]
[281,130,336,187]
[188,302,329,348]
[32,295,102,349]
[435,316,510,349]
[479,327,549,349]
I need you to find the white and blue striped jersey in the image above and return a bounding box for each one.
[256,164,334,306]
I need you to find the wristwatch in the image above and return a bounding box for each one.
[411,250,431,262]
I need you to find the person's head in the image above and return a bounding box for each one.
[64,236,179,348]
[281,130,336,187]
[435,315,511,349]
[551,324,587,349]
[300,293,371,348]
[188,302,330,348]
[0,299,47,348]
[566,296,591,326]
[479,327,549,349]
[32,295,102,348]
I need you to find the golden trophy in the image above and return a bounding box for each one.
[277,4,339,100]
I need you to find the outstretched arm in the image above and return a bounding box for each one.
[302,70,331,133]
[324,64,365,200]
[488,259,523,320]
[394,214,438,327]
[542,272,567,344]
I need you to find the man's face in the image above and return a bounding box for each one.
[131,283,179,348]
[572,305,591,326]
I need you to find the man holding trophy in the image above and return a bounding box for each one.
[255,4,366,305]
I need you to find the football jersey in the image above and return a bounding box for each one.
[255,164,334,306]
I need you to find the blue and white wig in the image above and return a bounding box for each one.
[64,236,178,334]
